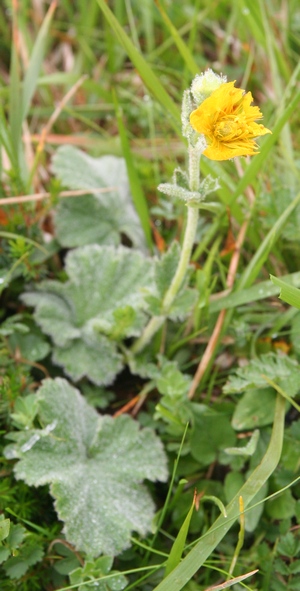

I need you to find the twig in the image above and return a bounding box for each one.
[0,187,117,206]
[113,395,140,418]
[188,158,256,399]
[36,73,87,157]
[188,219,249,399]
[204,569,258,591]
[28,72,87,188]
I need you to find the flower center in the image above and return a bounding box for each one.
[214,117,244,141]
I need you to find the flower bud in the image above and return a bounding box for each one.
[191,69,227,105]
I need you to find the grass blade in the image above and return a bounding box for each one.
[0,103,17,169]
[209,270,300,313]
[9,7,22,163]
[140,0,155,53]
[164,494,195,577]
[231,85,300,202]
[95,0,270,220]
[22,1,57,121]
[270,275,300,310]
[152,393,285,591]
[237,191,300,289]
[113,90,153,250]
[96,0,181,133]
[154,0,199,76]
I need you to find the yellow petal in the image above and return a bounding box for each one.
[189,80,271,161]
[203,140,259,161]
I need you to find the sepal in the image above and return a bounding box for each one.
[158,174,220,207]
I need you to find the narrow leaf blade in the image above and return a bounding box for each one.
[270,274,300,309]
[96,0,181,132]
[22,1,57,121]
[113,91,153,249]
[164,496,195,577]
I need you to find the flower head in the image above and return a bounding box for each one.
[189,80,271,161]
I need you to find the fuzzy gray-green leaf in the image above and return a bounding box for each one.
[53,337,122,385]
[52,146,146,250]
[22,245,154,385]
[155,242,181,297]
[4,378,168,557]
[223,353,300,397]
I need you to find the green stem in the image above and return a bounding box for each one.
[152,392,286,591]
[162,206,199,311]
[131,146,201,354]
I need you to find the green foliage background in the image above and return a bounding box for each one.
[1,1,300,590]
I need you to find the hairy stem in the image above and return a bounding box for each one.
[131,146,200,354]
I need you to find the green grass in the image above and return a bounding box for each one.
[1,1,300,590]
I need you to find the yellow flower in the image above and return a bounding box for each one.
[189,81,271,161]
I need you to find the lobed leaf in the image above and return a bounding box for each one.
[223,353,300,398]
[155,242,181,297]
[231,388,277,430]
[4,378,168,557]
[3,543,44,580]
[190,403,236,465]
[69,555,127,591]
[22,245,154,385]
[0,517,10,543]
[52,146,146,250]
